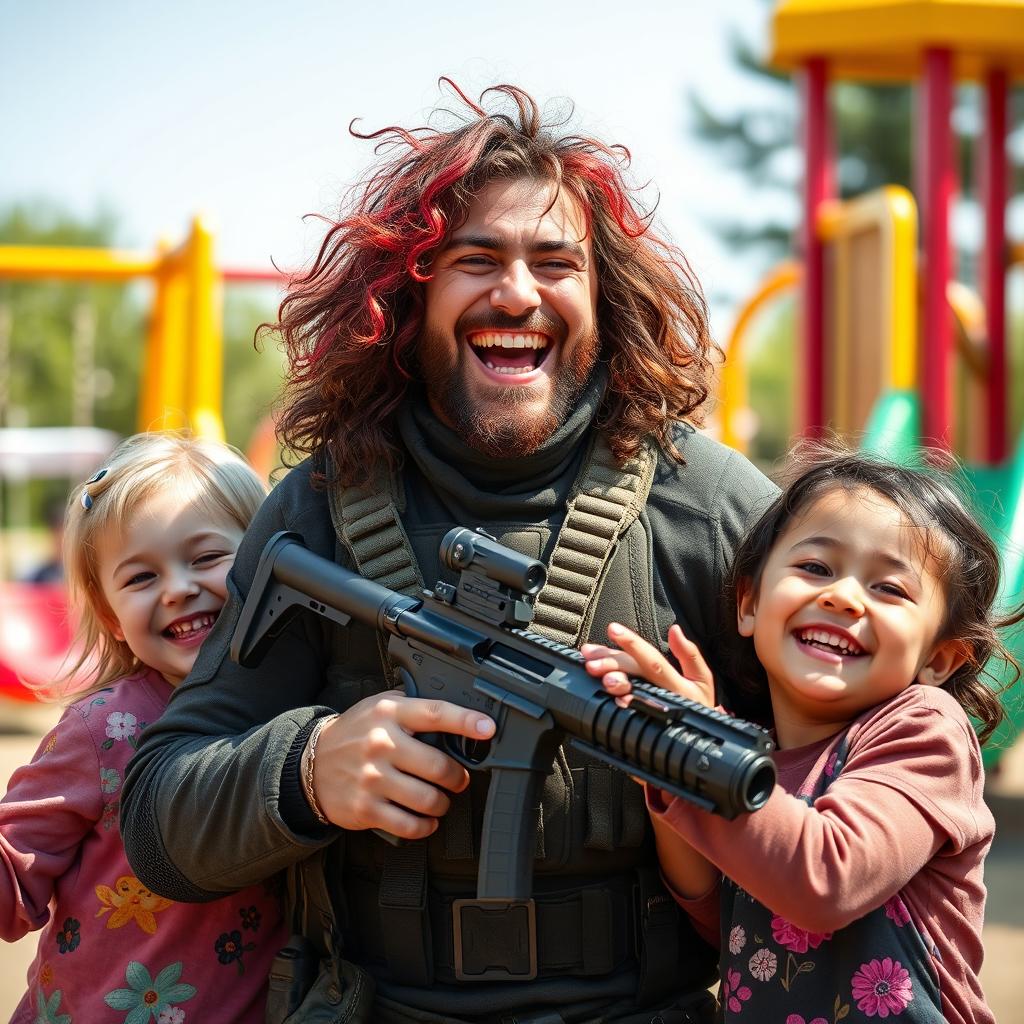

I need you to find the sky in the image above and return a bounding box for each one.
[4,0,783,332]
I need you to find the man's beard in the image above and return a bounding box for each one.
[417,325,600,459]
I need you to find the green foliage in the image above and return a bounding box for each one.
[0,200,282,451]
[744,297,797,467]
[221,289,286,453]
[0,201,143,436]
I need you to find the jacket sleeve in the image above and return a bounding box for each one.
[0,709,101,939]
[650,694,988,934]
[121,475,338,902]
[648,432,777,687]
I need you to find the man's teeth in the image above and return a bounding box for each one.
[167,614,215,638]
[487,364,535,374]
[798,628,863,654]
[472,333,549,350]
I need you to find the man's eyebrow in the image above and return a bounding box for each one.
[444,234,588,261]
[791,535,916,575]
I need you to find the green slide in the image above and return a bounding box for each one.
[862,390,1024,769]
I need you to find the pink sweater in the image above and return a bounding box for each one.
[652,685,995,1024]
[0,669,287,1024]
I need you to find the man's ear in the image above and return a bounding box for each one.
[917,639,969,687]
[736,577,758,637]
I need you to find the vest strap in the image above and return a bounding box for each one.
[328,468,424,687]
[634,865,682,1008]
[378,839,434,987]
[531,434,657,646]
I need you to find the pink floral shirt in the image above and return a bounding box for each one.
[0,669,287,1024]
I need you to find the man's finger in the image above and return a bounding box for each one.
[390,733,471,794]
[396,696,495,741]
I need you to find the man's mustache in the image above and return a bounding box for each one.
[455,310,564,340]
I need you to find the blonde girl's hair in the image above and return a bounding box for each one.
[36,432,267,703]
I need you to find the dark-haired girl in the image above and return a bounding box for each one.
[584,450,1021,1023]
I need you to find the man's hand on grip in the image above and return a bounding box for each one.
[308,693,495,840]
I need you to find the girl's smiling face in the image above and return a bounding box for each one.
[737,486,966,748]
[95,487,244,686]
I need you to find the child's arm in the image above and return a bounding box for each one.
[588,628,985,935]
[583,622,720,902]
[0,707,102,940]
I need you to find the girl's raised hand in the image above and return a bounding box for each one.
[581,622,715,709]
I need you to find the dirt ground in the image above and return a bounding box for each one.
[0,704,1021,1021]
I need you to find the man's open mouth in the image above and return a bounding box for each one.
[468,331,551,375]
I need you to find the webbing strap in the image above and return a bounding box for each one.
[530,434,657,647]
[328,469,424,689]
[328,472,423,597]
[378,840,433,986]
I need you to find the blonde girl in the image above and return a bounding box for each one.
[0,432,287,1024]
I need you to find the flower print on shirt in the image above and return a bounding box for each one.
[771,914,833,953]
[786,1016,828,1024]
[721,966,752,1013]
[239,904,262,931]
[851,957,914,1017]
[103,711,145,749]
[215,929,256,975]
[100,766,122,795]
[104,960,196,1023]
[728,924,746,954]
[55,917,80,954]
[883,895,911,927]
[156,1009,185,1024]
[748,947,777,981]
[34,985,71,1024]
[96,876,174,933]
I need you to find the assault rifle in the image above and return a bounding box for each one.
[231,528,776,909]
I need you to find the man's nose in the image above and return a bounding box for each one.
[490,260,541,315]
[816,577,865,616]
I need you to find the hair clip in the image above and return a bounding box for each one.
[80,467,108,511]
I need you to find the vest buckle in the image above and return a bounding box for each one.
[452,897,537,981]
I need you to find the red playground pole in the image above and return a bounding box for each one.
[802,58,833,437]
[920,48,954,450]
[983,68,1008,464]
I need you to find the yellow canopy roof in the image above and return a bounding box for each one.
[771,0,1024,80]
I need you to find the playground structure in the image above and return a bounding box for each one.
[0,222,285,700]
[719,0,1024,765]
[0,217,285,448]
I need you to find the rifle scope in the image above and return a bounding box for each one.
[440,527,546,595]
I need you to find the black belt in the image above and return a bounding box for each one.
[346,872,640,985]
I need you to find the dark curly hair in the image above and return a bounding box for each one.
[263,80,719,485]
[726,443,1022,745]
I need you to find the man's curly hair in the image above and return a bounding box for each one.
[266,80,720,485]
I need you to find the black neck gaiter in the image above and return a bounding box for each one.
[396,368,608,525]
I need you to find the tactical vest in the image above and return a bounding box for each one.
[284,433,716,1021]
